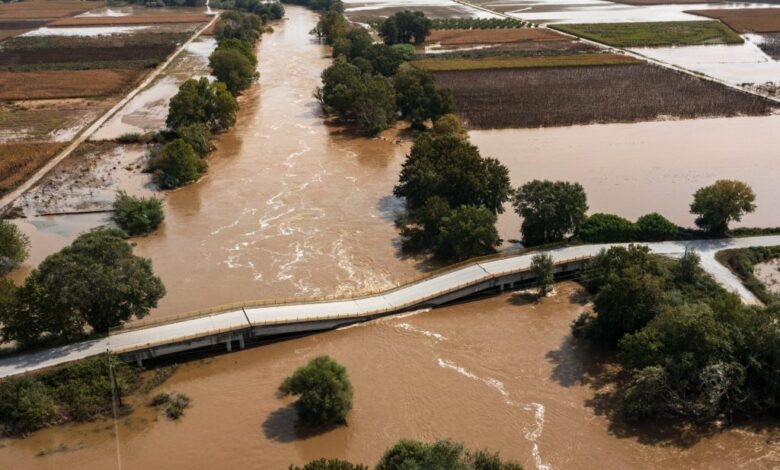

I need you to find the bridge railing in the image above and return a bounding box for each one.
[109,251,589,339]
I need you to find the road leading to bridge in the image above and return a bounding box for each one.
[0,235,778,379]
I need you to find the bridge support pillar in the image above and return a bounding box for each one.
[239,336,245,349]
[226,340,232,352]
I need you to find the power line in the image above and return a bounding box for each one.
[107,350,123,470]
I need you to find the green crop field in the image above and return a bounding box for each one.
[551,21,744,47]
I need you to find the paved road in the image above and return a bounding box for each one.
[0,14,220,214]
[0,235,777,379]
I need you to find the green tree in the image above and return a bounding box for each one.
[215,10,263,43]
[1,228,166,341]
[319,59,364,118]
[150,139,206,189]
[690,180,756,235]
[279,355,353,426]
[112,191,165,236]
[289,460,369,470]
[167,78,238,131]
[311,10,349,44]
[394,132,510,215]
[579,244,662,293]
[512,180,588,246]
[353,75,397,135]
[379,10,431,45]
[177,122,214,157]
[215,37,258,67]
[0,377,56,436]
[209,47,259,95]
[433,205,500,261]
[636,212,678,241]
[394,66,453,129]
[576,213,637,243]
[530,253,554,298]
[0,219,29,274]
[361,43,405,77]
[432,113,468,141]
[375,439,521,470]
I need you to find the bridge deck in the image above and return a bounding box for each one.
[1,236,778,378]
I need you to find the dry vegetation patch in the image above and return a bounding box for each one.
[0,99,108,142]
[0,69,145,100]
[687,8,780,33]
[427,28,566,46]
[0,141,62,196]
[49,14,209,27]
[415,53,639,71]
[433,63,772,129]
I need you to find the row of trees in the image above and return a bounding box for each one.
[572,245,779,422]
[315,11,453,134]
[0,228,166,347]
[290,439,521,470]
[211,0,285,21]
[282,0,343,12]
[378,10,431,45]
[153,10,269,188]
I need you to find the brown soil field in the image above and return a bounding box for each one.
[433,63,773,129]
[415,53,640,71]
[427,28,572,46]
[49,14,209,27]
[0,19,47,39]
[0,141,61,196]
[688,8,780,33]
[0,44,177,69]
[0,69,145,100]
[0,0,103,19]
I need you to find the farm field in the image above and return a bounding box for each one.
[688,8,780,33]
[0,99,109,143]
[342,0,500,23]
[0,0,103,19]
[414,53,639,71]
[423,26,598,55]
[432,63,773,128]
[0,141,62,196]
[0,33,187,71]
[0,69,145,100]
[610,0,723,4]
[552,20,743,47]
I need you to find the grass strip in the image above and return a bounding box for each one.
[715,246,780,305]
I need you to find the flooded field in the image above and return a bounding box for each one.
[472,114,780,235]
[1,282,778,469]
[343,0,501,22]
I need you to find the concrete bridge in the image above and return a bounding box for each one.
[0,235,778,379]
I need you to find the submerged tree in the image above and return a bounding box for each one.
[112,191,165,236]
[149,139,207,189]
[0,219,29,275]
[279,355,353,426]
[512,180,588,246]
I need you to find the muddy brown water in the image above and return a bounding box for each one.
[1,7,778,469]
[1,282,777,469]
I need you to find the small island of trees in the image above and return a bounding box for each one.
[280,355,353,426]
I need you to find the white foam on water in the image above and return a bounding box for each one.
[396,323,448,342]
[437,358,552,470]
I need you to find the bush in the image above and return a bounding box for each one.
[0,377,57,436]
[166,77,238,131]
[636,212,678,241]
[112,191,164,236]
[376,439,521,470]
[149,392,171,407]
[150,139,206,189]
[289,460,369,470]
[577,213,637,243]
[164,393,191,420]
[279,355,353,426]
[0,219,29,275]
[176,122,213,157]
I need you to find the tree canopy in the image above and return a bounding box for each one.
[432,205,500,261]
[690,180,756,235]
[394,66,453,129]
[512,180,588,246]
[210,45,259,95]
[112,191,165,236]
[0,228,166,345]
[150,139,206,189]
[576,213,636,243]
[531,253,554,298]
[378,10,431,45]
[279,355,353,426]
[0,219,29,275]
[167,77,239,131]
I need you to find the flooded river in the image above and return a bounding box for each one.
[2,282,778,469]
[1,7,778,469]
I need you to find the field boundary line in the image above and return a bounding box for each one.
[0,13,221,214]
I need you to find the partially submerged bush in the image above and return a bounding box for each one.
[149,139,206,189]
[176,123,213,157]
[165,393,191,420]
[279,355,353,426]
[112,191,164,236]
[636,212,678,241]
